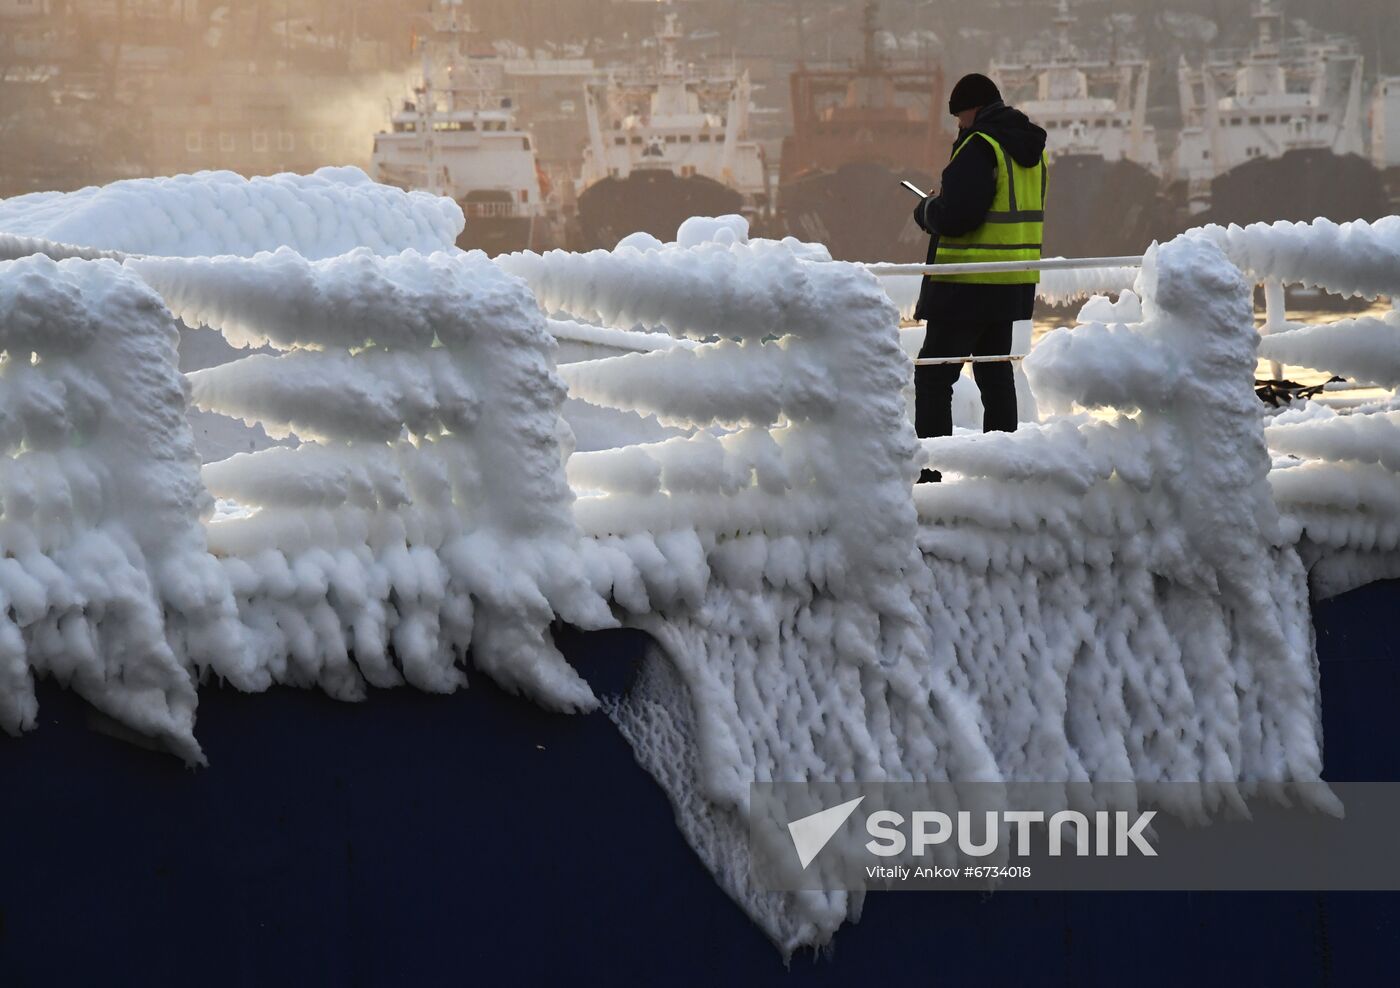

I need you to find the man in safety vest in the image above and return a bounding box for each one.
[911,73,1048,482]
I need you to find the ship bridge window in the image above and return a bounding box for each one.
[1249,116,1261,125]
[393,121,417,133]
[665,135,677,143]
[1094,120,1106,128]
[1202,150,1211,159]
[680,134,692,143]
[522,137,531,151]
[1318,114,1330,123]
[631,135,642,145]
[1265,115,1277,124]
[252,130,269,151]
[615,136,626,146]
[699,133,712,142]
[1111,119,1123,128]
[520,190,529,203]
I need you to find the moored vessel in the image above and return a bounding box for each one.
[776,1,947,263]
[371,0,556,255]
[574,9,767,250]
[991,0,1175,258]
[1171,0,1388,228]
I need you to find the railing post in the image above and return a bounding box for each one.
[1262,279,1287,381]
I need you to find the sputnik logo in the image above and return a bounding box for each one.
[787,796,865,869]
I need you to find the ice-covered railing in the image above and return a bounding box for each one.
[1,178,1395,955]
[873,217,1400,604]
[492,225,1344,951]
[1184,218,1400,393]
[1180,218,1400,596]
[0,254,259,761]
[873,255,1142,322]
[498,227,1001,948]
[918,238,1327,804]
[0,167,463,260]
[127,247,615,712]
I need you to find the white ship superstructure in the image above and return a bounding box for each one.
[1173,0,1367,211]
[991,0,1158,174]
[371,0,548,252]
[578,11,766,208]
[986,0,1169,257]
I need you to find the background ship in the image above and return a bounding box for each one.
[776,1,948,264]
[991,0,1176,258]
[371,0,556,255]
[1374,75,1400,210]
[1171,0,1389,228]
[574,9,768,251]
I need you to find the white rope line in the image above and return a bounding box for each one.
[914,354,1026,366]
[863,255,1144,276]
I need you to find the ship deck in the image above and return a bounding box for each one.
[2,579,1397,984]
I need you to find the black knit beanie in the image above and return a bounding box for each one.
[948,73,1002,115]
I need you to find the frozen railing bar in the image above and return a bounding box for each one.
[871,256,1144,317]
[0,232,132,263]
[862,255,1145,276]
[0,167,465,259]
[1188,217,1400,300]
[557,342,837,427]
[1257,313,1400,389]
[913,354,1026,366]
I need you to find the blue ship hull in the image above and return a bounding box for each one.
[2,584,1398,985]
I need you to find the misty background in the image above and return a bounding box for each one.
[2,0,1399,198]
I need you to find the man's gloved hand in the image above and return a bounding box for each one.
[912,195,938,234]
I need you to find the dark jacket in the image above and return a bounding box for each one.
[913,102,1048,325]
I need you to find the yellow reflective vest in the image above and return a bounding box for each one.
[928,132,1048,285]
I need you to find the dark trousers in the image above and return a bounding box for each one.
[915,319,1019,438]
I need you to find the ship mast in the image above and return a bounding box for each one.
[861,0,881,75]
[793,0,807,68]
[428,0,492,113]
[1253,0,1283,58]
[652,5,690,118]
[1052,0,1077,63]
[851,0,892,110]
